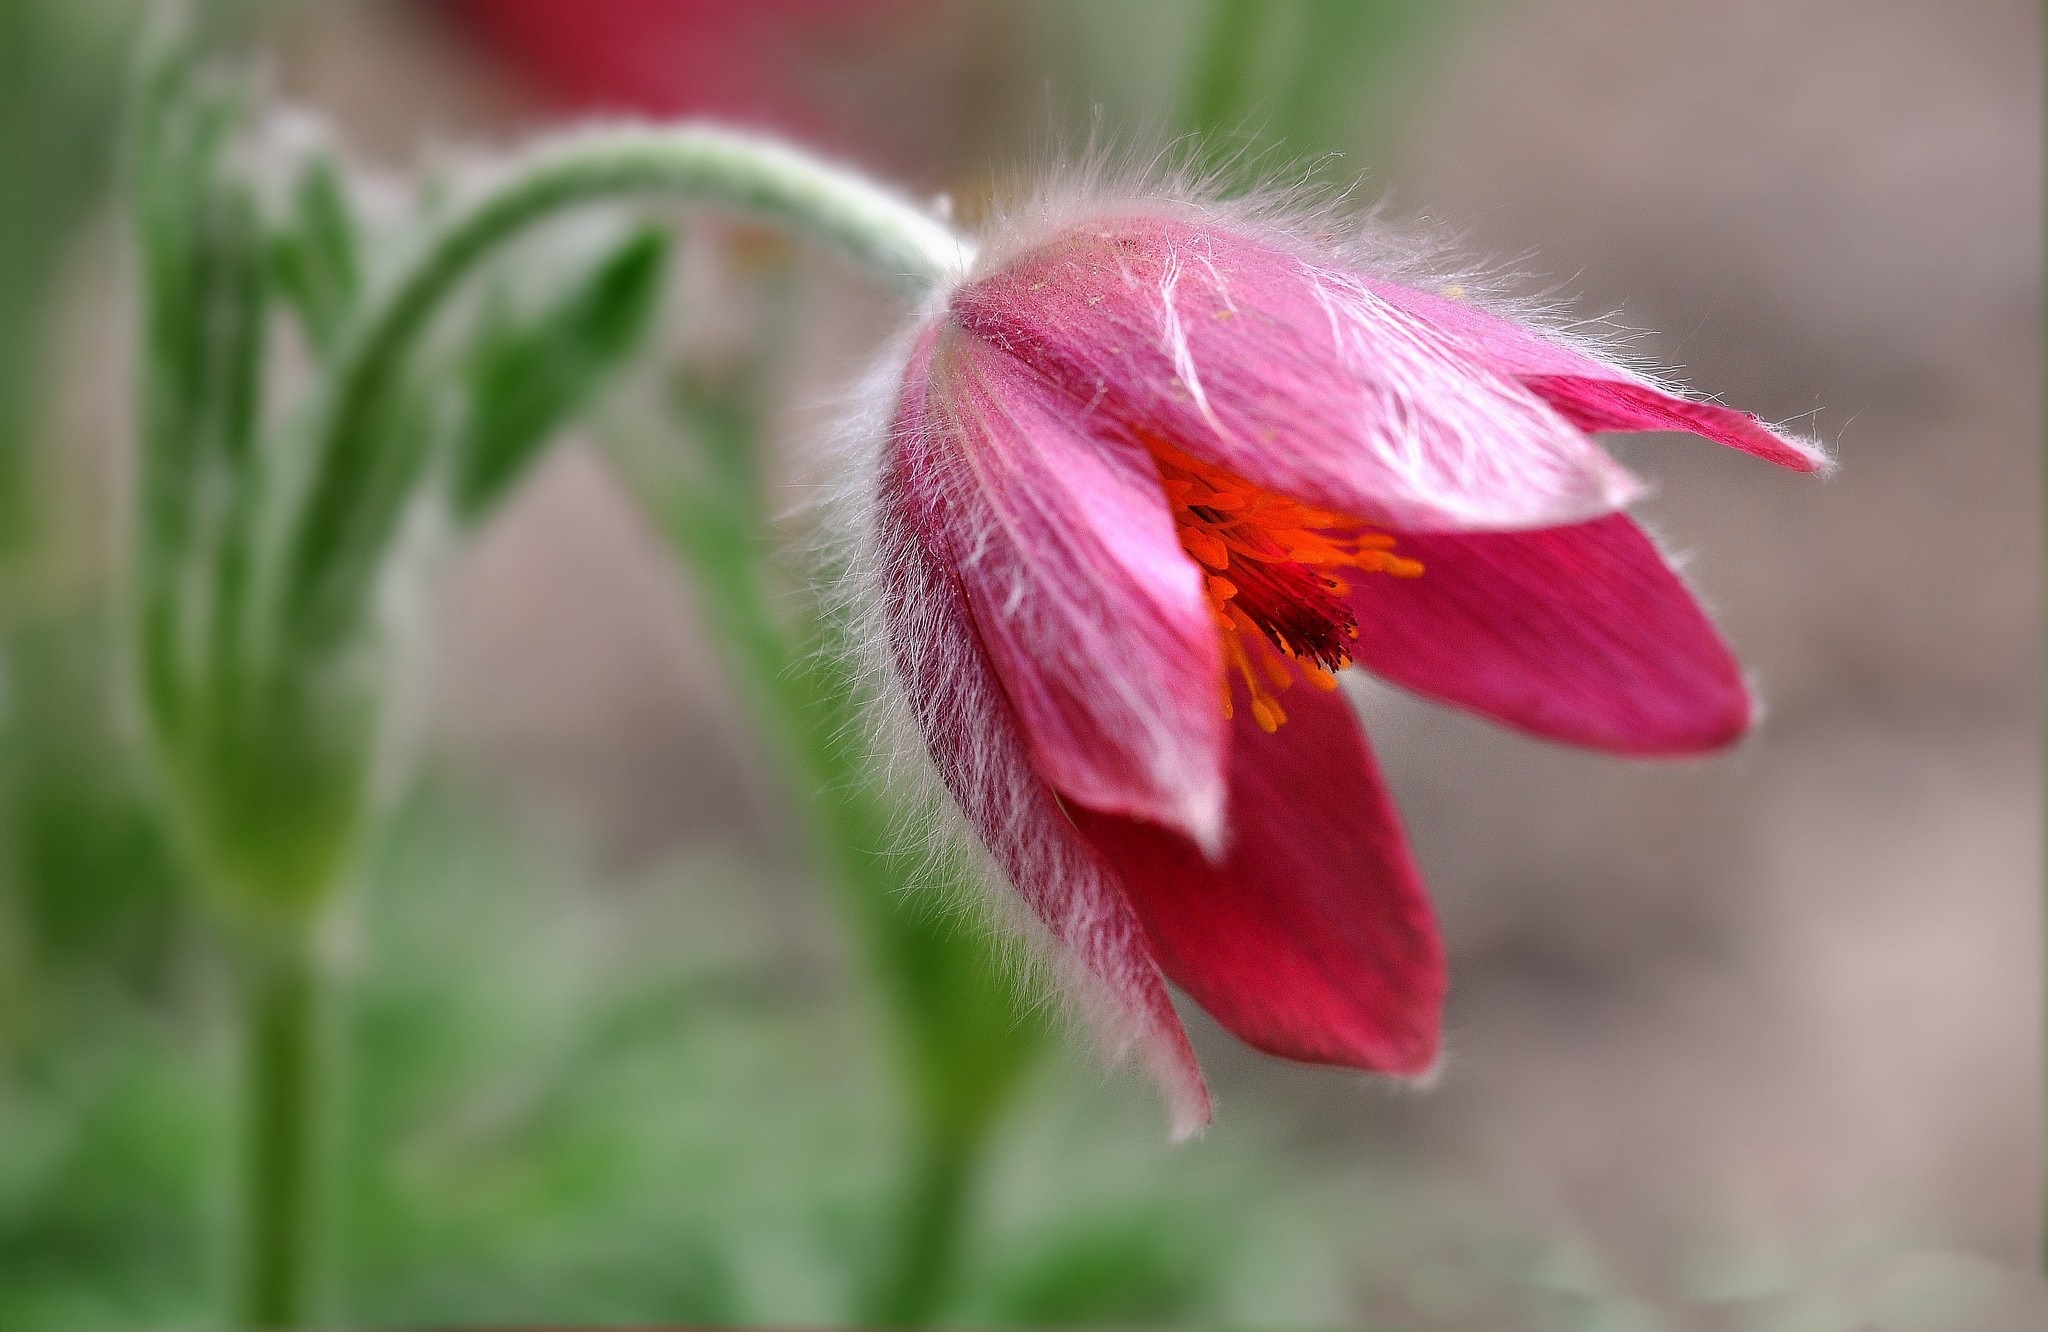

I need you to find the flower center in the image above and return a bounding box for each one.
[1148,438,1423,733]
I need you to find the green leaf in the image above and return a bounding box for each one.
[449,226,671,523]
[129,52,271,732]
[269,153,363,359]
[279,379,442,659]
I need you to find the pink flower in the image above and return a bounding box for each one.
[876,207,1823,1137]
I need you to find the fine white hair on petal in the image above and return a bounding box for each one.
[929,330,1228,852]
[1298,262,1648,526]
[798,317,1211,1138]
[958,131,1811,441]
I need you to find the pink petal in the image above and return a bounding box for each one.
[881,363,1213,1138]
[954,216,1642,533]
[898,328,1230,849]
[1346,514,1753,756]
[1363,278,1830,472]
[1070,684,1445,1076]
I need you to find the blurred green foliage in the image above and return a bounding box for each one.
[0,2,199,1077]
[1181,0,1454,167]
[0,786,1345,1326]
[0,0,132,553]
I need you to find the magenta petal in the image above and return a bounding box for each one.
[1073,684,1445,1075]
[1364,278,1829,473]
[955,217,1641,533]
[901,329,1229,847]
[1347,514,1753,755]
[1524,376,1829,473]
[880,366,1212,1137]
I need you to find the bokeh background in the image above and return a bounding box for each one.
[0,1,2040,1327]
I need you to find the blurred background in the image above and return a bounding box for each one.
[0,1,2039,1327]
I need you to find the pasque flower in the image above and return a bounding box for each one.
[875,201,1823,1136]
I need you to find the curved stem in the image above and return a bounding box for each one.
[344,126,965,386]
[286,126,970,626]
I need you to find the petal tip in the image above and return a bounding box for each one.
[1597,453,1652,511]
[1390,1045,1446,1091]
[1649,668,1758,758]
[1149,1031,1214,1141]
[1166,1099,1213,1143]
[1780,430,1836,476]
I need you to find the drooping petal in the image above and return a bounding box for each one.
[900,327,1230,849]
[881,344,1212,1137]
[1071,684,1445,1075]
[1346,514,1753,756]
[953,215,1641,533]
[1363,278,1830,472]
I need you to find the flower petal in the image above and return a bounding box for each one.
[1070,684,1445,1075]
[955,216,1641,533]
[902,327,1230,848]
[1346,514,1753,755]
[1363,278,1830,472]
[878,416,1212,1137]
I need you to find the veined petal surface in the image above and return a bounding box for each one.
[900,329,1230,847]
[1073,684,1445,1075]
[955,216,1641,533]
[1363,278,1829,472]
[1345,513,1754,756]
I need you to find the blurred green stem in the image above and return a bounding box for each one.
[680,522,1019,1326]
[235,915,331,1328]
[1179,0,1268,151]
[656,457,1022,1328]
[289,125,967,636]
[867,1121,977,1325]
[628,301,1043,1322]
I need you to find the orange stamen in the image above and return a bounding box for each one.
[1148,435,1423,729]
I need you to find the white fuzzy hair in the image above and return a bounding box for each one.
[967,135,1828,456]
[802,308,1214,1137]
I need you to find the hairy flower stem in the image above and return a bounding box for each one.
[289,126,967,631]
[234,917,332,1328]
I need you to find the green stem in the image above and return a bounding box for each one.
[864,1122,980,1326]
[287,126,968,629]
[234,918,331,1328]
[631,346,1042,1324]
[1179,0,1269,149]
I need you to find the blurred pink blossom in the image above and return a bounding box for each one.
[438,0,928,146]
